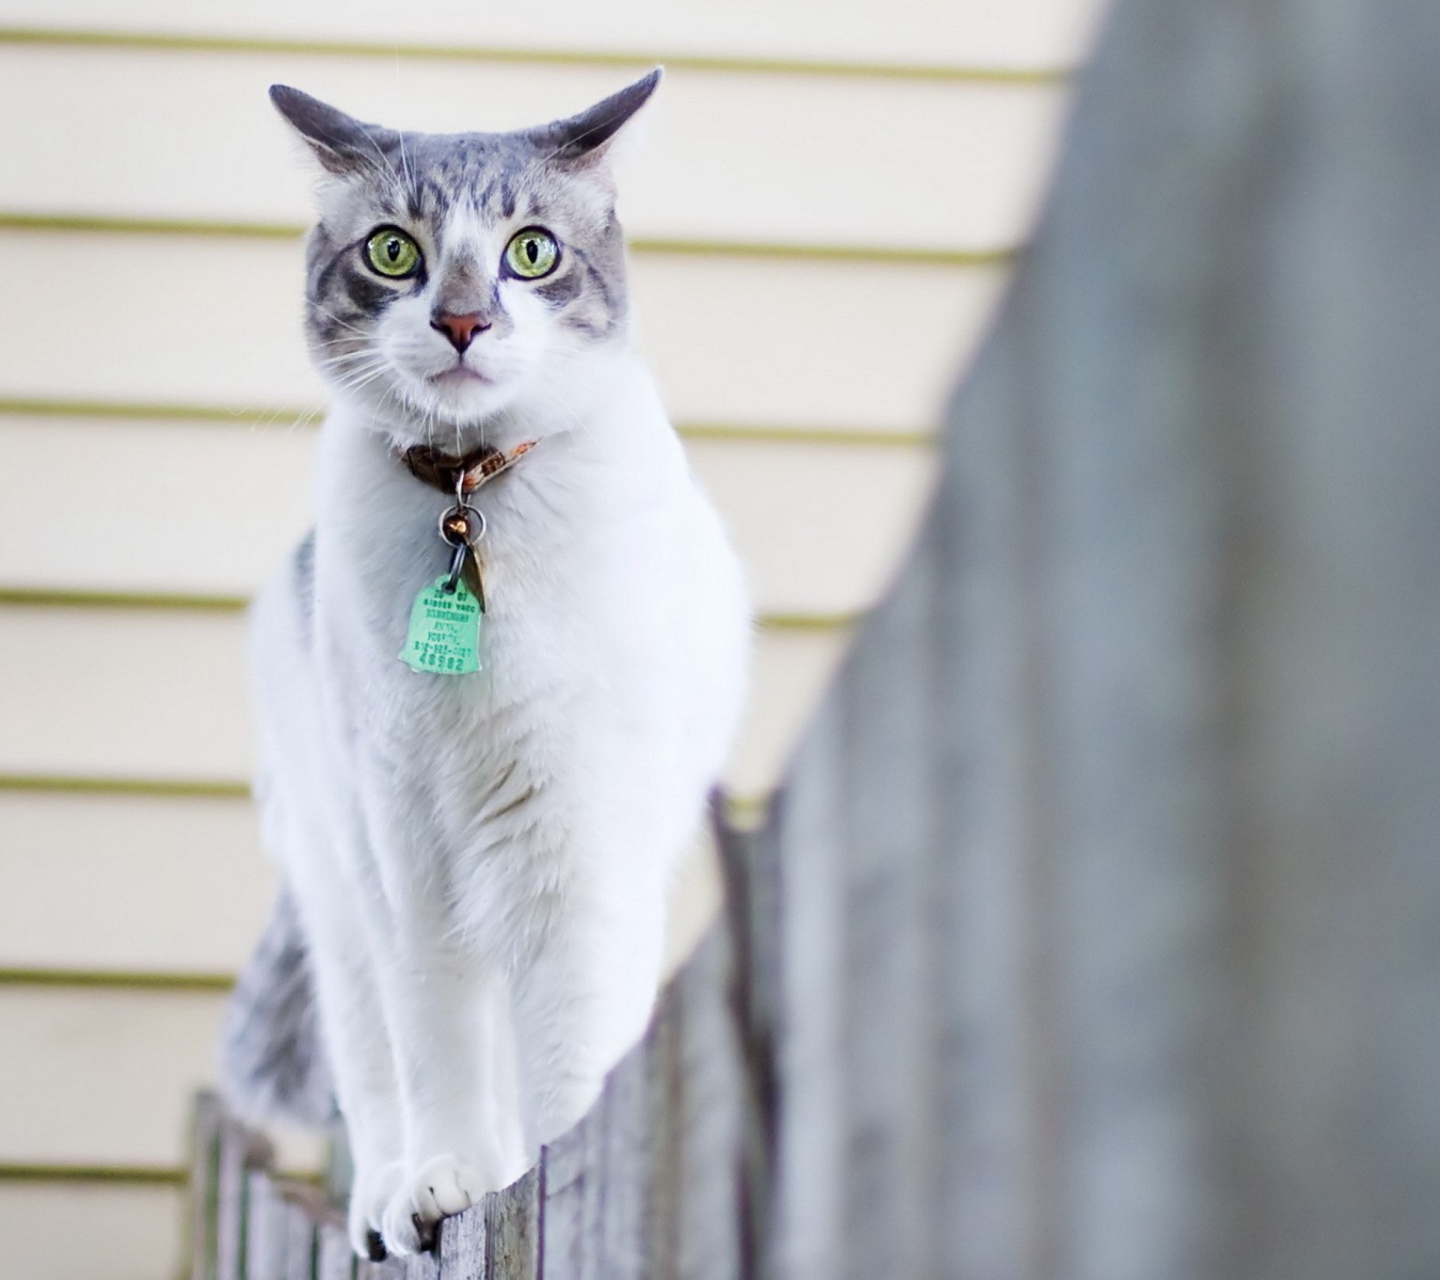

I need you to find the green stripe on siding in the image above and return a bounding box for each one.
[756,612,859,632]
[0,396,316,425]
[722,791,774,828]
[0,968,234,992]
[0,1163,188,1186]
[0,587,250,612]
[0,26,1070,84]
[0,775,251,799]
[0,1162,323,1187]
[0,212,302,240]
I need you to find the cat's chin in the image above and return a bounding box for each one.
[380,372,524,437]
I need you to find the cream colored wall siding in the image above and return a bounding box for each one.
[691,437,934,618]
[0,606,849,798]
[730,626,852,798]
[0,46,1067,251]
[0,418,314,600]
[0,793,268,972]
[0,986,322,1170]
[0,1183,184,1280]
[0,418,934,617]
[0,2,1100,75]
[636,255,1004,431]
[0,986,224,1166]
[0,608,250,781]
[0,230,1001,433]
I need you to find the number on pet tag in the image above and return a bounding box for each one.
[399,576,482,675]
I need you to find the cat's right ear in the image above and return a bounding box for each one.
[269,85,397,178]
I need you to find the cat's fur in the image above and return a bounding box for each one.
[222,73,750,1258]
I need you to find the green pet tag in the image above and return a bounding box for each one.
[399,577,482,675]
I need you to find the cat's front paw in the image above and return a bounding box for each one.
[379,1154,488,1255]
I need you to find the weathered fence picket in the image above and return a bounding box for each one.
[195,0,1440,1274]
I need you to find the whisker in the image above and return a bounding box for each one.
[310,303,372,339]
[315,352,381,373]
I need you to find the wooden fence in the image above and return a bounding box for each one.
[194,0,1440,1274]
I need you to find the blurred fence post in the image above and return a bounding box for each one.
[769,0,1440,1277]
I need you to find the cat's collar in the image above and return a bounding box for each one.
[399,439,540,497]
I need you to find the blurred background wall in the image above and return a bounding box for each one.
[0,2,1104,1275]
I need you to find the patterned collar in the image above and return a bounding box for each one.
[399,438,540,497]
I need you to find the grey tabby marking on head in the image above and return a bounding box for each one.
[269,73,658,418]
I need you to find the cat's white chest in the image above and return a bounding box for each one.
[309,412,701,852]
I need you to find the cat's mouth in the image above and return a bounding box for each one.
[429,365,493,388]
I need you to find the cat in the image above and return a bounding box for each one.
[221,71,751,1260]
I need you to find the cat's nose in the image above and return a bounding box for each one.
[430,311,490,354]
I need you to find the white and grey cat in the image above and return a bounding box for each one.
[222,72,750,1260]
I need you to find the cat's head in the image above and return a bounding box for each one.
[271,73,659,443]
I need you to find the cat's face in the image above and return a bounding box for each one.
[272,75,657,442]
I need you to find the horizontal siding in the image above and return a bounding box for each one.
[0,608,252,782]
[0,792,269,973]
[0,986,325,1171]
[0,46,1069,251]
[0,229,1002,433]
[0,1182,185,1280]
[0,987,223,1166]
[0,606,850,798]
[633,253,1003,431]
[0,417,934,616]
[694,437,934,616]
[0,4,1103,73]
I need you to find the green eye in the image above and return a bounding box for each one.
[504,228,560,279]
[364,227,422,279]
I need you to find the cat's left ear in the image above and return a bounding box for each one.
[526,69,662,166]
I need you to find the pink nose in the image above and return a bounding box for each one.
[431,311,490,353]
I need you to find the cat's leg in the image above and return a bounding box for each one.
[507,868,668,1148]
[258,689,407,1251]
[282,830,407,1259]
[345,792,509,1253]
[252,540,434,1256]
[482,973,531,1186]
[370,925,510,1254]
